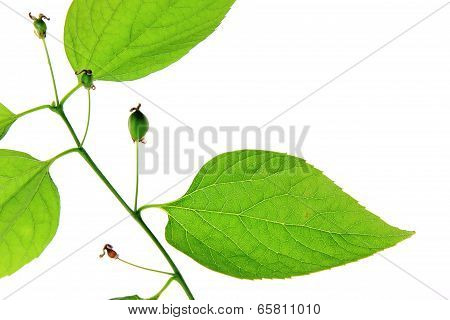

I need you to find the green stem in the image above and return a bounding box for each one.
[38,25,193,299]
[79,150,194,299]
[134,141,139,212]
[56,109,82,147]
[42,38,59,105]
[56,109,194,300]
[16,104,51,118]
[78,148,134,215]
[60,83,82,106]
[133,213,195,300]
[117,258,173,276]
[80,90,91,147]
[148,277,176,300]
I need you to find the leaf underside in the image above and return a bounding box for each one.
[0,150,60,278]
[0,103,17,141]
[64,0,236,82]
[160,150,414,280]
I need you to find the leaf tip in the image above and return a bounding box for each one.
[398,229,415,242]
[406,230,416,237]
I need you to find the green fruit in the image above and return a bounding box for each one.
[29,13,50,39]
[76,70,94,89]
[128,105,149,142]
[33,19,47,38]
[80,72,94,89]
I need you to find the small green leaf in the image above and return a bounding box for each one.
[159,150,414,279]
[0,103,17,140]
[0,150,60,278]
[64,0,235,81]
[111,295,144,300]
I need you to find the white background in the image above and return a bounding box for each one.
[0,0,449,318]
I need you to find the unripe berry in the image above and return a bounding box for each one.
[76,70,95,90]
[29,13,50,39]
[128,104,149,142]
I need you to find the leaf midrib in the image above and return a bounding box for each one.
[163,204,408,240]
[164,203,405,276]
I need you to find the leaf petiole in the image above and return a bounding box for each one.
[138,204,163,212]
[16,104,51,118]
[147,276,176,300]
[47,148,80,164]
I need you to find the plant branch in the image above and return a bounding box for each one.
[132,213,194,300]
[56,109,194,300]
[55,108,82,147]
[77,148,134,215]
[34,12,194,299]
[79,150,194,299]
[80,90,91,147]
[42,38,59,105]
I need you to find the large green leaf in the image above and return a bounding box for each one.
[158,150,414,279]
[0,103,17,140]
[0,150,60,278]
[64,0,235,81]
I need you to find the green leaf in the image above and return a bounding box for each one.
[0,103,17,140]
[158,150,414,279]
[64,0,235,81]
[111,295,144,300]
[0,150,60,278]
